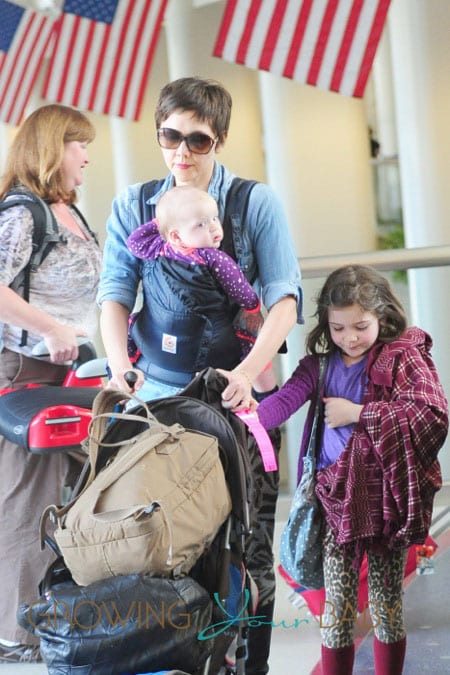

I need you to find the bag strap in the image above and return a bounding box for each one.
[2,188,61,346]
[306,355,328,460]
[71,203,99,244]
[39,388,185,543]
[221,177,257,279]
[139,179,164,223]
[86,388,181,483]
[88,424,183,501]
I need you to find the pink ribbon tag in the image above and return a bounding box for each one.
[235,409,278,472]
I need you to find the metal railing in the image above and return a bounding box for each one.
[300,244,450,278]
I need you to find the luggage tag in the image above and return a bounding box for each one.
[234,409,278,472]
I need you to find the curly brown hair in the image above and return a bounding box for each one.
[307,265,408,355]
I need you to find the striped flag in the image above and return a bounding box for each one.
[213,0,391,98]
[43,0,168,120]
[0,0,56,126]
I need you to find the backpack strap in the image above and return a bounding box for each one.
[1,188,61,346]
[71,203,99,245]
[0,189,59,273]
[138,177,257,262]
[1,188,97,346]
[139,179,165,224]
[221,177,257,272]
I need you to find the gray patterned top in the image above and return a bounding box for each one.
[0,203,102,356]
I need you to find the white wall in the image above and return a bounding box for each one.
[388,0,450,481]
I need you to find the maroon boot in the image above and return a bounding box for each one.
[373,635,406,675]
[321,644,355,674]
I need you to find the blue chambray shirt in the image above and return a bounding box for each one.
[97,162,303,322]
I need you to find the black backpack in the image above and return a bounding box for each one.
[0,186,96,346]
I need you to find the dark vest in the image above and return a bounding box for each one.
[133,178,257,386]
[132,257,242,386]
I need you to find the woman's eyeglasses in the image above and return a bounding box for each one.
[157,128,217,155]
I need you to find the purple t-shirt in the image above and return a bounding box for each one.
[317,350,368,470]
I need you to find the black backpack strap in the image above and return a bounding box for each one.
[1,188,61,346]
[139,177,257,252]
[221,177,288,355]
[71,204,98,245]
[139,179,165,224]
[221,177,257,273]
[1,188,61,271]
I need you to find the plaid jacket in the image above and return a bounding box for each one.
[316,327,448,549]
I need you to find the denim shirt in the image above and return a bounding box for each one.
[97,162,303,322]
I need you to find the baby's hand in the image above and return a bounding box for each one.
[234,308,264,336]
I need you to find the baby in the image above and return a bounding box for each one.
[127,185,265,365]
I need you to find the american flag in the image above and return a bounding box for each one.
[213,0,391,98]
[0,0,56,126]
[43,0,168,120]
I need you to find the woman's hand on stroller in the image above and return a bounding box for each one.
[106,364,144,393]
[216,367,254,411]
[34,327,88,364]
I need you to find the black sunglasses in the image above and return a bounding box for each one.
[157,128,217,155]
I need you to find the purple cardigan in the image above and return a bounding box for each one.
[257,353,321,484]
[257,327,448,550]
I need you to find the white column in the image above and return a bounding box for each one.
[257,72,377,492]
[164,0,197,77]
[371,28,397,158]
[0,123,13,172]
[388,0,450,480]
[109,117,137,194]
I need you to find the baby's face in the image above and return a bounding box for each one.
[175,199,223,249]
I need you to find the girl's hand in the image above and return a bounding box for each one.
[323,396,363,428]
[248,397,259,412]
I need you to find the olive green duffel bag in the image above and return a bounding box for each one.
[41,388,231,586]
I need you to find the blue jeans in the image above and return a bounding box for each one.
[133,376,181,404]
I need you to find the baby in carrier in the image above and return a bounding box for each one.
[126,186,267,388]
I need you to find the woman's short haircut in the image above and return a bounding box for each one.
[155,77,232,145]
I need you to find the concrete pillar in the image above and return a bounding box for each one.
[164,0,197,77]
[371,28,397,158]
[0,124,14,172]
[369,28,403,244]
[257,72,377,491]
[389,0,450,480]
[109,117,137,194]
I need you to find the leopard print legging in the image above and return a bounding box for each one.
[320,527,408,648]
